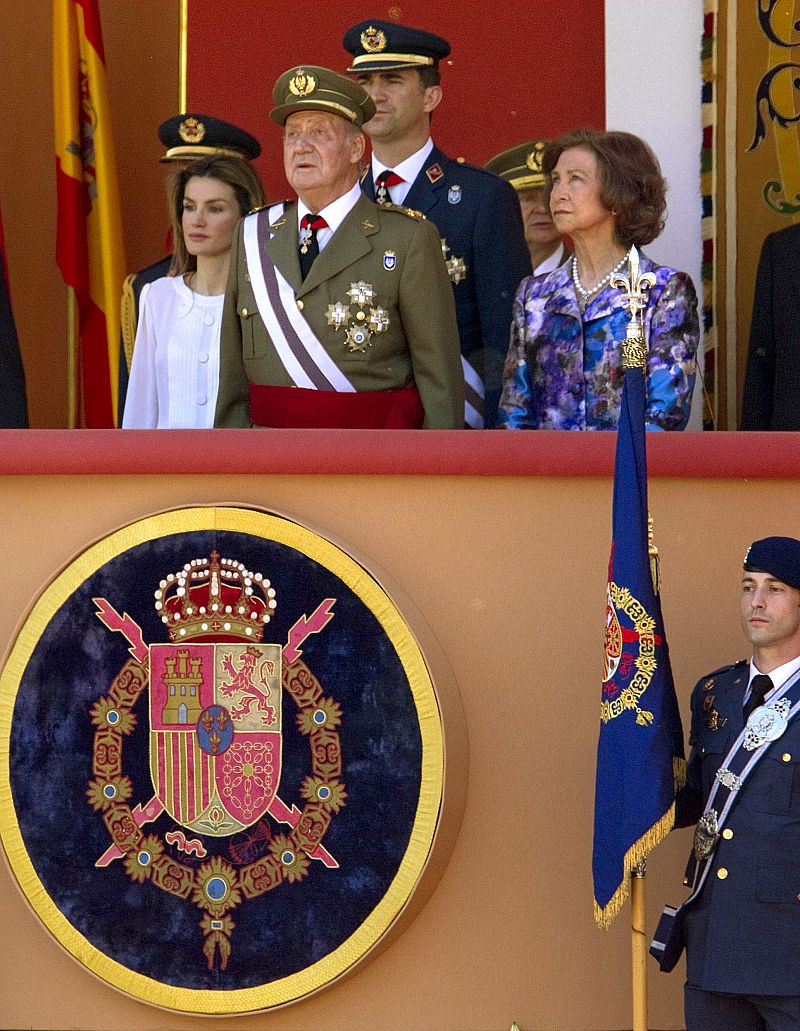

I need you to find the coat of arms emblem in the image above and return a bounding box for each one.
[89,550,342,970]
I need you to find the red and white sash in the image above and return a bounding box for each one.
[242,206,356,393]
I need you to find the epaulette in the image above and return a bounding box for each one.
[248,199,292,216]
[700,659,748,680]
[382,202,426,221]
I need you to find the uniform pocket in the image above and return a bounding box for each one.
[757,860,800,904]
[760,751,800,816]
[240,308,265,360]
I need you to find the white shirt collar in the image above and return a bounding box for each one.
[371,138,434,204]
[748,654,800,699]
[534,241,566,276]
[297,181,362,252]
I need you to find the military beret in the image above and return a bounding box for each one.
[343,20,450,73]
[270,65,376,127]
[485,140,548,190]
[157,113,261,163]
[743,536,800,590]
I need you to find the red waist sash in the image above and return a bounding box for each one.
[248,384,424,429]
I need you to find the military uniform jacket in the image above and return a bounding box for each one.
[676,660,800,995]
[741,224,800,430]
[215,193,463,429]
[363,146,532,427]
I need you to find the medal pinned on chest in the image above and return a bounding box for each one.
[325,281,391,353]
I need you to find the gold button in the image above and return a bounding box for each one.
[241,307,249,317]
[297,300,304,310]
[717,868,728,880]
[783,753,792,763]
[356,310,366,321]
[722,828,733,840]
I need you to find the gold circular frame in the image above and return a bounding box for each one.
[0,506,444,1014]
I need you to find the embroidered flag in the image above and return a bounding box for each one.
[53,0,126,427]
[593,362,685,927]
[0,201,29,427]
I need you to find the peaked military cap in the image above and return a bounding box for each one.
[343,20,451,72]
[270,65,376,127]
[485,140,548,191]
[157,113,261,163]
[743,536,800,590]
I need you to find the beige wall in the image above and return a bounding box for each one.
[0,1,178,426]
[0,460,784,1031]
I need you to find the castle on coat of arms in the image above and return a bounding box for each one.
[161,650,204,725]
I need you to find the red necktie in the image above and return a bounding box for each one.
[299,213,328,278]
[375,169,404,203]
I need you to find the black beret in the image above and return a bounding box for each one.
[157,114,261,163]
[343,20,450,73]
[743,536,800,590]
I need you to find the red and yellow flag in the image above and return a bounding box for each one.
[53,0,126,427]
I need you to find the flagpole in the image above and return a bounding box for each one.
[67,286,78,427]
[631,862,648,1031]
[179,0,188,112]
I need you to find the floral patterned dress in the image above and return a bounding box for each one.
[497,254,699,430]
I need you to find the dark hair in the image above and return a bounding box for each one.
[417,65,441,89]
[166,155,267,275]
[542,128,666,247]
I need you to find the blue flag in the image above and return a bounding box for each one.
[593,364,685,928]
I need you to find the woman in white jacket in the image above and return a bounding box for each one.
[123,155,265,428]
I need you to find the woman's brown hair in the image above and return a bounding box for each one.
[543,128,666,248]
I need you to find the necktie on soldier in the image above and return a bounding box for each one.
[743,673,773,721]
[299,213,328,280]
[375,169,404,204]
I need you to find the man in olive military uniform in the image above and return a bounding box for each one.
[660,537,800,1030]
[485,140,571,276]
[343,20,531,427]
[214,65,463,429]
[117,114,261,423]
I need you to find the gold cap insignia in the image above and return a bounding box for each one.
[289,70,317,96]
[178,117,206,144]
[361,26,388,52]
[526,142,545,175]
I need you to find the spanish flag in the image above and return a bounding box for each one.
[53,0,126,427]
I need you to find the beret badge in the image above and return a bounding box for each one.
[526,142,545,175]
[178,116,206,143]
[361,25,388,52]
[289,70,317,96]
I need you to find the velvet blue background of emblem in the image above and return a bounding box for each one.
[592,368,685,917]
[9,528,423,990]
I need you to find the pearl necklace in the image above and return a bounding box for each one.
[571,254,628,301]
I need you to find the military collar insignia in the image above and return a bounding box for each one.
[361,25,388,52]
[426,162,444,184]
[361,219,375,229]
[289,69,317,96]
[178,116,205,143]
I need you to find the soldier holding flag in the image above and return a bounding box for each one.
[654,537,800,1031]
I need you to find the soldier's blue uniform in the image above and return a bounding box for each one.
[669,536,800,1031]
[362,152,530,427]
[343,19,531,427]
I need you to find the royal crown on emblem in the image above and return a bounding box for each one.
[154,550,276,642]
